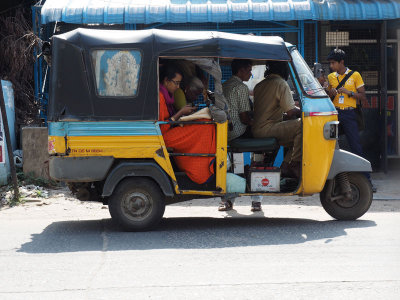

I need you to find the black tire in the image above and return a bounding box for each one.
[108,178,165,231]
[320,172,372,220]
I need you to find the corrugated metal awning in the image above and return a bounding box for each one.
[40,0,400,25]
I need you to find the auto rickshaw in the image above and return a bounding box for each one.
[47,29,373,231]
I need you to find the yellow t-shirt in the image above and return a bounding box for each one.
[327,69,364,109]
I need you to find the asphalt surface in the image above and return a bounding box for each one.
[0,172,400,299]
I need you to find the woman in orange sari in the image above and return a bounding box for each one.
[159,64,216,185]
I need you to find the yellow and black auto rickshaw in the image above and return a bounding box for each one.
[47,29,373,231]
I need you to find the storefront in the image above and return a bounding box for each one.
[35,0,400,170]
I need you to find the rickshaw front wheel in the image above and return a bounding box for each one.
[320,172,372,220]
[108,177,165,231]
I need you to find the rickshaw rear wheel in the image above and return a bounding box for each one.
[108,177,165,231]
[320,172,372,220]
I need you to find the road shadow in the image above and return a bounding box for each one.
[368,199,400,212]
[18,217,376,254]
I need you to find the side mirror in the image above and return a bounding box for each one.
[313,62,323,78]
[37,41,52,66]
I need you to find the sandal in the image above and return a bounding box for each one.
[218,200,233,211]
[251,201,262,212]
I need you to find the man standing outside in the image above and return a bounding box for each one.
[218,59,263,212]
[252,61,302,179]
[326,48,375,191]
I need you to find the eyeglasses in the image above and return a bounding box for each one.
[169,79,181,86]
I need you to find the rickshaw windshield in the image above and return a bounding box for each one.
[290,48,326,97]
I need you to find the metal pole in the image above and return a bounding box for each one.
[315,21,318,63]
[381,21,388,173]
[0,83,19,199]
[298,20,305,56]
[32,6,39,105]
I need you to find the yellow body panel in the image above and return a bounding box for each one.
[49,134,177,183]
[215,122,228,193]
[49,122,228,196]
[65,135,162,157]
[301,114,338,194]
[48,136,66,154]
[52,118,341,197]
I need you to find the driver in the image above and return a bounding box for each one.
[252,61,302,178]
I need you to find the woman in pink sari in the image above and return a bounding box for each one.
[158,64,216,185]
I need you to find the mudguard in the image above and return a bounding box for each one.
[102,161,174,197]
[327,149,372,180]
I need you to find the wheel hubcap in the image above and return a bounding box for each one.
[122,192,152,220]
[335,183,360,208]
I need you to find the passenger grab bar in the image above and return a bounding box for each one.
[157,121,216,125]
[168,153,216,157]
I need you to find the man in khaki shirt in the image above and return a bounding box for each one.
[252,61,302,178]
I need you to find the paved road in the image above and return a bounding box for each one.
[1,191,400,299]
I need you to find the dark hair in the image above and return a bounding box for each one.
[265,61,289,81]
[231,59,252,75]
[159,63,183,83]
[327,48,346,63]
[186,77,204,93]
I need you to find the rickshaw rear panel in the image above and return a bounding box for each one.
[48,120,229,196]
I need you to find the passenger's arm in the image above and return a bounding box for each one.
[237,85,252,125]
[239,111,253,126]
[281,81,301,120]
[170,105,196,121]
[285,106,301,119]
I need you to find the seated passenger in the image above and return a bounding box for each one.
[159,64,216,185]
[173,60,208,109]
[252,61,302,178]
[174,77,205,110]
[219,59,262,213]
[223,59,254,141]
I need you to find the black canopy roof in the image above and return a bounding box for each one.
[55,28,291,60]
[48,29,291,122]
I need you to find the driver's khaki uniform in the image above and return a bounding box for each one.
[252,74,302,163]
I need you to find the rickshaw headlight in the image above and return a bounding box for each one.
[323,121,339,140]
